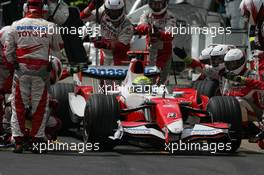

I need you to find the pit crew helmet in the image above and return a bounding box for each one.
[104,0,125,22]
[50,56,62,85]
[240,0,264,25]
[224,49,246,75]
[23,0,48,18]
[131,75,152,94]
[199,45,215,65]
[148,0,169,15]
[210,44,234,68]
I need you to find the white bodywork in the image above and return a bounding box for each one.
[181,124,229,140]
[68,93,86,118]
[68,73,87,118]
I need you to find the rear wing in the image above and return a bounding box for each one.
[82,66,160,80]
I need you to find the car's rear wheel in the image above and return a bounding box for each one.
[207,96,242,153]
[193,80,220,98]
[83,94,119,151]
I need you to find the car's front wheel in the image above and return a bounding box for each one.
[207,96,242,153]
[83,94,119,151]
[193,80,220,98]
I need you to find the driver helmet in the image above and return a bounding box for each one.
[240,0,264,25]
[50,56,62,85]
[210,44,235,68]
[148,0,168,15]
[104,0,125,22]
[131,75,152,94]
[224,49,246,75]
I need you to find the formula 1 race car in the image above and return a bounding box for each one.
[51,51,243,153]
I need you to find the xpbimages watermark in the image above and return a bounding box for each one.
[165,141,232,154]
[98,84,168,95]
[47,25,101,38]
[16,25,101,39]
[165,25,232,38]
[32,141,100,154]
[19,21,232,40]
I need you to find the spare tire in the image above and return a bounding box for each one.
[193,80,220,98]
[83,94,119,151]
[50,83,74,130]
[207,96,242,153]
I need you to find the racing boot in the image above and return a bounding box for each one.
[0,133,6,146]
[13,136,24,154]
[23,128,32,151]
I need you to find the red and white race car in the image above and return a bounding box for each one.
[51,51,244,153]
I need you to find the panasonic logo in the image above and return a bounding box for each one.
[86,67,128,76]
[83,66,160,77]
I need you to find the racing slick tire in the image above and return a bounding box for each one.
[207,96,242,153]
[50,83,74,131]
[83,94,119,151]
[193,80,220,98]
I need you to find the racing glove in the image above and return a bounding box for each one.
[173,47,193,66]
[135,24,151,35]
[223,72,246,84]
[67,64,88,75]
[173,47,187,59]
[93,40,111,49]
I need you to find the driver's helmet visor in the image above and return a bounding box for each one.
[149,0,165,12]
[211,55,224,66]
[105,8,123,20]
[225,57,245,71]
[200,59,211,65]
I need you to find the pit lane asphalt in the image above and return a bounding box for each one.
[0,137,263,175]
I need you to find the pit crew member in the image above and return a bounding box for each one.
[223,48,264,124]
[79,0,136,19]
[81,0,134,66]
[135,0,176,83]
[240,0,264,50]
[5,0,63,153]
[0,26,12,136]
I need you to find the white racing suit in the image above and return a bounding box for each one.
[82,7,134,66]
[0,25,12,134]
[223,67,264,123]
[136,10,176,83]
[5,17,63,143]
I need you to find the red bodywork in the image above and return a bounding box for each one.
[75,76,227,143]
